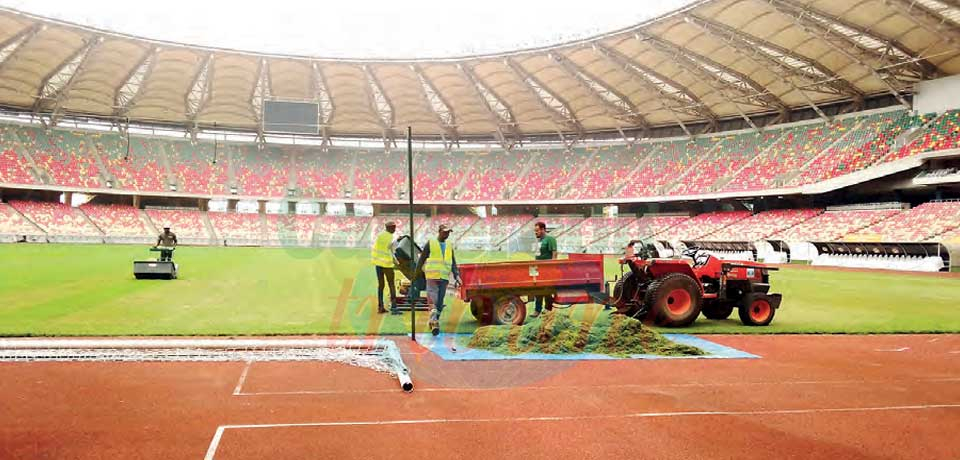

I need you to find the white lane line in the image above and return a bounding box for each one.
[875,347,910,352]
[234,377,959,396]
[232,362,252,396]
[203,403,960,459]
[204,426,225,460]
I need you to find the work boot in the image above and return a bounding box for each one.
[429,309,440,336]
[530,310,541,318]
[377,302,387,314]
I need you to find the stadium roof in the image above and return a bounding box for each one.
[0,0,958,144]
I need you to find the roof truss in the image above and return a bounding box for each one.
[551,52,651,131]
[503,57,583,135]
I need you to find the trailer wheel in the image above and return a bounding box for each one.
[701,301,734,320]
[739,294,775,326]
[644,273,702,327]
[492,296,526,326]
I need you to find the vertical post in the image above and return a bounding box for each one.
[407,126,416,342]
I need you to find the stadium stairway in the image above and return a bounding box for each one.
[505,151,542,199]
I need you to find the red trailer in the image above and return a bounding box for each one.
[457,254,608,325]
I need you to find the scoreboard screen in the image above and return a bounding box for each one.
[263,100,320,135]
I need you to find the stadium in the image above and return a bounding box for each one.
[0,0,959,458]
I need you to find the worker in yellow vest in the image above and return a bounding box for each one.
[414,224,461,336]
[371,220,398,314]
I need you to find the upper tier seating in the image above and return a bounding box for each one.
[293,147,348,199]
[722,118,857,192]
[513,148,584,200]
[353,150,406,200]
[0,126,39,185]
[567,145,649,200]
[890,110,960,160]
[232,145,289,198]
[80,204,150,237]
[145,209,211,239]
[673,130,781,195]
[9,200,102,236]
[413,151,466,201]
[705,209,823,241]
[791,111,928,186]
[26,129,103,188]
[459,150,528,201]
[166,140,228,195]
[850,201,960,241]
[94,134,168,192]
[773,209,901,242]
[617,139,715,198]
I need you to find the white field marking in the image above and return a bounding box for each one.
[233,377,958,396]
[202,403,960,460]
[232,362,252,396]
[875,347,911,352]
[949,351,960,354]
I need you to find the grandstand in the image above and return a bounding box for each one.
[0,1,956,274]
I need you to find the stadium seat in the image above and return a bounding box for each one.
[207,212,264,240]
[850,201,960,241]
[706,209,823,241]
[9,200,102,236]
[145,209,211,239]
[773,209,901,242]
[80,204,151,237]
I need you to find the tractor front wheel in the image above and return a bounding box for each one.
[701,301,735,320]
[739,293,775,326]
[613,272,643,317]
[492,295,527,326]
[644,273,703,327]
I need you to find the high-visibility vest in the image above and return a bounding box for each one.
[371,231,395,268]
[424,239,453,280]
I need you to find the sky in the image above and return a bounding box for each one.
[0,0,693,59]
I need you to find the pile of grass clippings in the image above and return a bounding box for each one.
[467,311,704,357]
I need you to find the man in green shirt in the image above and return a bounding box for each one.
[531,221,557,318]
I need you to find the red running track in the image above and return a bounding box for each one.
[1,334,958,459]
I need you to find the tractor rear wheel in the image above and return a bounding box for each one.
[738,293,775,326]
[492,295,527,326]
[613,272,643,317]
[701,301,735,320]
[644,272,703,327]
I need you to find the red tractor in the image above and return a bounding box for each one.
[612,243,782,327]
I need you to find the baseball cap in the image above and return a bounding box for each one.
[385,220,397,227]
[438,224,453,233]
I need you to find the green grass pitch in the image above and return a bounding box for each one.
[0,244,958,336]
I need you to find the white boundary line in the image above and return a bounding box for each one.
[203,403,960,460]
[232,377,960,396]
[232,361,252,396]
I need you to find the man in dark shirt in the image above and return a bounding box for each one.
[531,221,557,318]
[155,226,177,262]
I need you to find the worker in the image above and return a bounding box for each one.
[154,225,177,262]
[415,224,461,336]
[371,220,399,314]
[531,221,557,318]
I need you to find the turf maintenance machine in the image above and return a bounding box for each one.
[390,235,430,313]
[612,242,782,327]
[133,246,178,280]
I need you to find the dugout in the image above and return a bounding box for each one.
[811,241,954,272]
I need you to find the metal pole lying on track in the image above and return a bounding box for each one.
[407,126,416,342]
